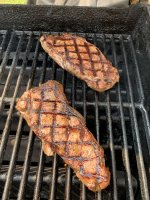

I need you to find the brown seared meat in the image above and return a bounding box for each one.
[16,80,110,192]
[40,34,119,92]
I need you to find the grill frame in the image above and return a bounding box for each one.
[0,4,150,200]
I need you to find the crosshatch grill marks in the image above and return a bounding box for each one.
[37,88,44,138]
[16,80,110,192]
[40,34,119,92]
[64,102,72,160]
[84,41,100,88]
[64,40,70,63]
[47,84,57,151]
[45,34,114,78]
[72,38,84,75]
[84,41,97,76]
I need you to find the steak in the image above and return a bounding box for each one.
[16,80,110,192]
[40,34,119,92]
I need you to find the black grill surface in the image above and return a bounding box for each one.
[0,30,149,200]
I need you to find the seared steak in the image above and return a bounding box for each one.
[40,34,119,92]
[16,80,110,191]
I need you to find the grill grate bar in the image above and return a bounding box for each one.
[17,35,40,200]
[0,31,8,60]
[64,74,73,200]
[128,37,144,102]
[0,109,140,122]
[49,153,57,200]
[103,34,118,200]
[0,33,24,111]
[95,93,100,143]
[111,35,134,200]
[129,38,150,152]
[1,97,143,108]
[0,135,133,150]
[0,31,15,79]
[48,58,57,200]
[65,158,72,200]
[2,117,24,199]
[75,101,143,108]
[1,32,33,200]
[33,53,47,200]
[33,149,45,199]
[63,41,70,200]
[17,129,35,200]
[95,91,102,200]
[0,33,24,168]
[106,92,118,200]
[80,82,87,200]
[93,34,102,200]
[120,36,149,200]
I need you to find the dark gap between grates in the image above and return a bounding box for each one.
[0,30,149,200]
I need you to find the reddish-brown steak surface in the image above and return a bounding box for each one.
[40,34,119,92]
[16,80,110,191]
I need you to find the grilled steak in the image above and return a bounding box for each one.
[40,34,119,92]
[16,80,110,191]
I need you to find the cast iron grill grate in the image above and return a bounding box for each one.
[0,30,149,200]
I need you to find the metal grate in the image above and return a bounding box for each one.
[0,30,149,200]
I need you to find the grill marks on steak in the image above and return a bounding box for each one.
[40,34,119,92]
[16,81,110,191]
